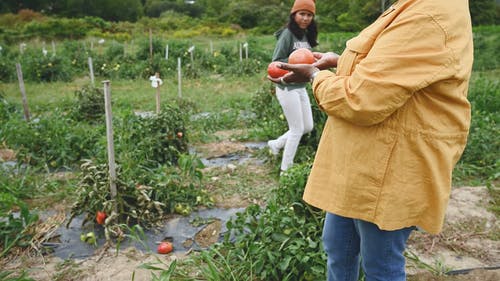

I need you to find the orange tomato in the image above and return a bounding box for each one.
[157,241,173,254]
[267,61,289,78]
[96,211,106,225]
[288,48,315,64]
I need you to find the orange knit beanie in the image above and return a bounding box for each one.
[290,0,316,15]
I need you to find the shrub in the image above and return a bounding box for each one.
[71,84,105,122]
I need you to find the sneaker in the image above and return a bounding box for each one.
[267,140,280,155]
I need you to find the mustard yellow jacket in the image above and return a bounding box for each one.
[303,0,473,234]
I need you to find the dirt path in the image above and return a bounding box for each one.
[2,134,499,280]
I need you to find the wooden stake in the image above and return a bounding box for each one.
[51,41,56,56]
[15,63,31,122]
[102,80,117,200]
[177,57,182,98]
[239,43,242,62]
[155,72,161,114]
[88,57,95,86]
[149,28,153,61]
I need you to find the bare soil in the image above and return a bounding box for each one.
[2,132,499,280]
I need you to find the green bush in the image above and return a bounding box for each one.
[19,48,74,82]
[0,109,101,168]
[71,84,105,122]
[455,75,499,183]
[472,25,500,71]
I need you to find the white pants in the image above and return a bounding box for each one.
[273,86,314,171]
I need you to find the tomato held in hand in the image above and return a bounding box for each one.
[96,211,106,225]
[267,61,289,78]
[157,241,173,254]
[288,48,315,64]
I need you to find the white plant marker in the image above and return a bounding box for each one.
[188,45,195,64]
[177,57,182,98]
[243,42,248,59]
[165,44,169,60]
[16,63,31,122]
[149,72,163,114]
[102,80,117,200]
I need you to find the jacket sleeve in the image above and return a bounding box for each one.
[272,29,293,62]
[313,12,458,126]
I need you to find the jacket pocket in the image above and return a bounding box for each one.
[337,35,375,75]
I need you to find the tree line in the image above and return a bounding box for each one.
[1,0,499,32]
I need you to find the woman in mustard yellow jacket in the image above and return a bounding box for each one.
[268,0,473,280]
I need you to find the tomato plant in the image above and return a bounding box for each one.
[288,48,315,64]
[267,61,289,78]
[157,241,173,254]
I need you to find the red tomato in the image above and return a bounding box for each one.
[157,241,173,254]
[267,61,289,78]
[288,48,315,64]
[176,132,183,138]
[96,211,106,225]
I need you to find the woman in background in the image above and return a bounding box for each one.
[267,0,318,173]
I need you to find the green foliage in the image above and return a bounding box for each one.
[0,203,39,257]
[0,270,35,281]
[0,168,41,258]
[469,0,500,26]
[23,18,91,39]
[113,105,189,170]
[0,91,17,122]
[71,84,105,122]
[472,25,500,71]
[0,109,101,168]
[68,153,212,237]
[0,46,16,82]
[18,48,74,82]
[455,75,499,184]
[180,162,326,281]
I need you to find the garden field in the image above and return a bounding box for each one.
[1,27,499,281]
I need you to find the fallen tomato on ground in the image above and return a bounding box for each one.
[157,241,173,254]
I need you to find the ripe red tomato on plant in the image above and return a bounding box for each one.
[288,48,315,64]
[96,211,106,225]
[267,61,289,78]
[157,241,173,254]
[176,132,183,138]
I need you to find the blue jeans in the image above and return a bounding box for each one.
[322,213,414,281]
